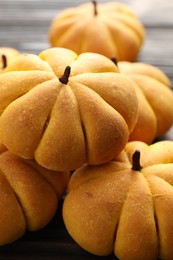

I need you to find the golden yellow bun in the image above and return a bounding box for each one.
[49,1,145,61]
[0,47,20,73]
[118,61,173,143]
[63,140,173,260]
[0,48,138,171]
[0,141,69,246]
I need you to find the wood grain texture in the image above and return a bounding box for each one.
[0,0,173,259]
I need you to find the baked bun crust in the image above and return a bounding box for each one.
[0,48,138,171]
[63,140,173,260]
[0,141,69,245]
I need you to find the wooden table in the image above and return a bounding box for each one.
[0,1,173,259]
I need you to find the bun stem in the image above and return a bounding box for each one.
[92,0,98,16]
[59,66,71,85]
[132,150,142,171]
[1,55,7,69]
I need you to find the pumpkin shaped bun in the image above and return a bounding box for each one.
[118,61,173,143]
[0,141,69,246]
[63,140,173,260]
[0,47,20,73]
[49,1,145,61]
[0,47,138,171]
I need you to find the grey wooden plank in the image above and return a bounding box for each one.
[0,0,172,87]
[0,0,172,80]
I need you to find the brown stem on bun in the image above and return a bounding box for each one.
[111,57,118,67]
[1,55,7,69]
[92,0,98,16]
[132,150,142,171]
[59,66,71,85]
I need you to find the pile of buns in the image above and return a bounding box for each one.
[0,1,173,260]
